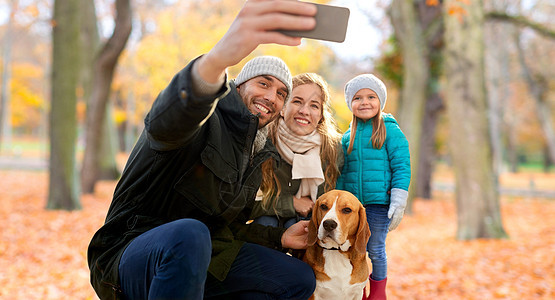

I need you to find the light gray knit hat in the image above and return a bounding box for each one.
[234,56,292,100]
[344,74,387,112]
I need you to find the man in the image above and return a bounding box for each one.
[87,0,318,299]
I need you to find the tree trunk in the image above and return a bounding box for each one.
[444,0,507,239]
[79,0,99,100]
[543,146,553,172]
[484,1,516,176]
[514,31,555,166]
[389,0,430,212]
[414,1,444,200]
[98,104,120,179]
[485,24,506,176]
[114,90,127,152]
[125,90,139,151]
[80,0,120,183]
[47,0,81,210]
[81,0,131,194]
[506,121,519,173]
[416,91,443,199]
[0,0,17,154]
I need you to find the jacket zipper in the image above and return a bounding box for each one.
[240,115,258,182]
[357,123,363,200]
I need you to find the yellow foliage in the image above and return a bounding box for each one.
[113,108,127,125]
[9,63,46,130]
[11,81,41,108]
[330,88,352,133]
[129,1,236,101]
[12,62,43,80]
[11,81,43,128]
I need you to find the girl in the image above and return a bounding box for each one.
[336,74,411,300]
[252,73,343,229]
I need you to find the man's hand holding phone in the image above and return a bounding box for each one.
[199,0,317,83]
[198,0,349,84]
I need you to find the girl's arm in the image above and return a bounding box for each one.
[386,122,411,231]
[386,123,411,191]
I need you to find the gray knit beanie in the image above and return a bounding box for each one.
[344,74,387,112]
[234,56,292,100]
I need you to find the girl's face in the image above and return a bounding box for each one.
[282,83,323,136]
[351,88,380,121]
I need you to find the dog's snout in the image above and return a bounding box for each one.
[323,219,337,232]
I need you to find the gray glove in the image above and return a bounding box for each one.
[388,188,408,231]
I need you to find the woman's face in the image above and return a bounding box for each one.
[351,88,380,121]
[282,83,323,136]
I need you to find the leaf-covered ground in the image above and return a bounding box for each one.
[0,170,553,299]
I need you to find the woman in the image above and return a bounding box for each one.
[252,73,343,228]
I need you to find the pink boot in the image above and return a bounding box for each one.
[368,274,387,300]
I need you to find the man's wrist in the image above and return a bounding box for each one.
[191,59,226,97]
[195,52,227,84]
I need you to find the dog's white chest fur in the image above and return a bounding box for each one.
[312,250,366,300]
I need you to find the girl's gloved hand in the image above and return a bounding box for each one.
[388,188,408,231]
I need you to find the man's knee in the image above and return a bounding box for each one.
[291,261,316,297]
[162,219,212,265]
[166,219,210,245]
[301,262,317,289]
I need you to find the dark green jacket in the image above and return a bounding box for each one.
[250,160,323,221]
[251,146,343,222]
[87,58,285,299]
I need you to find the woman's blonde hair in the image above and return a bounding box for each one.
[260,73,342,211]
[346,110,386,155]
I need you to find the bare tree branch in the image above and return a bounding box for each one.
[486,11,555,40]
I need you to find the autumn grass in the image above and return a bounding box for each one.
[0,169,553,299]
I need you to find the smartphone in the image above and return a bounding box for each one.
[279,3,350,43]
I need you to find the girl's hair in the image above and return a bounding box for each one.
[260,73,342,211]
[346,109,386,155]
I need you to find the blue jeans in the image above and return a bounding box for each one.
[253,215,297,229]
[118,218,315,299]
[365,204,391,281]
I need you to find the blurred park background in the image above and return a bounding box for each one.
[0,0,554,299]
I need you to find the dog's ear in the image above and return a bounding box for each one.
[354,203,370,254]
[307,199,320,246]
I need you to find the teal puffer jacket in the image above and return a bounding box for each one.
[336,113,411,205]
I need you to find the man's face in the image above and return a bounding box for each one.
[237,75,288,128]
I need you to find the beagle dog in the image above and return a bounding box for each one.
[303,190,371,300]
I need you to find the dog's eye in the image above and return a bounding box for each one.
[320,204,329,211]
[342,208,352,214]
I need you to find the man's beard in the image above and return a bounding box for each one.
[253,125,269,154]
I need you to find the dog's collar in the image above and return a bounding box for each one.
[319,244,341,251]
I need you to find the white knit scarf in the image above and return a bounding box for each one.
[275,119,324,202]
